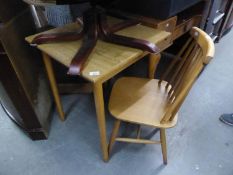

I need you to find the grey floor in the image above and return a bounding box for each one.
[1,31,233,175]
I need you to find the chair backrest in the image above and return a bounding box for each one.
[159,27,215,124]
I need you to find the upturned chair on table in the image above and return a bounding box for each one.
[108,27,215,164]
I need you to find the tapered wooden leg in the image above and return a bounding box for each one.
[148,53,161,79]
[136,125,141,139]
[93,82,109,162]
[108,120,121,155]
[160,128,167,165]
[42,52,65,121]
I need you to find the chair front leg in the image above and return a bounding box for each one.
[160,128,168,165]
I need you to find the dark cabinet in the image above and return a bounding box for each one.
[106,0,202,19]
[204,0,233,42]
[0,0,53,140]
[217,1,233,41]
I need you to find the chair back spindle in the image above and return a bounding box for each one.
[159,27,215,123]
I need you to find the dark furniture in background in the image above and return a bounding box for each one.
[108,0,202,19]
[217,0,233,42]
[204,0,233,42]
[0,0,52,140]
[0,0,218,141]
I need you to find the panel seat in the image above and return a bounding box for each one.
[109,77,178,128]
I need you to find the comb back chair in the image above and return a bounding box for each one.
[108,27,215,164]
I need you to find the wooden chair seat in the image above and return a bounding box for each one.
[109,77,178,128]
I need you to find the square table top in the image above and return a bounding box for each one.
[26,17,171,83]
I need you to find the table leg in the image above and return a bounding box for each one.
[93,82,109,162]
[148,53,161,79]
[42,52,65,121]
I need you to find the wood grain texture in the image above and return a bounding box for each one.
[115,138,160,144]
[160,128,167,164]
[108,119,121,155]
[25,16,172,162]
[148,53,161,79]
[107,9,177,32]
[93,82,109,162]
[26,17,171,83]
[190,27,215,64]
[108,27,215,164]
[172,15,202,40]
[109,77,178,128]
[42,53,65,121]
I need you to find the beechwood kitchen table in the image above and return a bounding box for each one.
[26,16,172,161]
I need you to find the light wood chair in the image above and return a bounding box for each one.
[108,27,215,164]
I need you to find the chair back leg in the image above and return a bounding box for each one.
[108,120,121,156]
[109,120,168,165]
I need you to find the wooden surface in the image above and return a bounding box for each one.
[156,16,177,32]
[190,27,215,64]
[25,16,171,161]
[93,82,109,161]
[42,53,65,121]
[115,138,160,144]
[26,17,171,83]
[109,77,178,128]
[0,8,52,140]
[108,27,215,164]
[108,119,121,155]
[108,10,177,32]
[148,53,161,79]
[172,15,202,40]
[160,128,167,164]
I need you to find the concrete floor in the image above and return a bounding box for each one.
[1,31,233,175]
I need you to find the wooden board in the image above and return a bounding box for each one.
[172,15,202,40]
[26,17,171,83]
[109,77,178,128]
